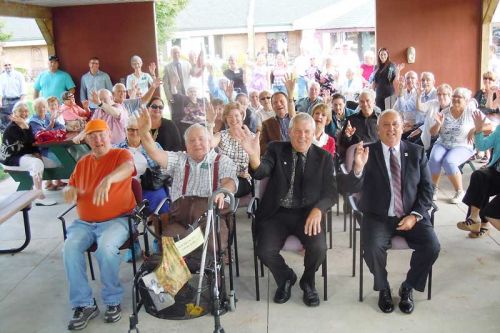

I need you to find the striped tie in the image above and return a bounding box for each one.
[390,148,404,217]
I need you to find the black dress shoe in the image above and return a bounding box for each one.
[300,281,320,307]
[378,289,394,313]
[398,285,414,314]
[273,271,297,304]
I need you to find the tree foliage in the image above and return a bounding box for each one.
[155,0,189,45]
[0,20,12,42]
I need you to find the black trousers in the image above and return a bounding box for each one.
[463,167,500,221]
[256,207,326,287]
[361,215,440,292]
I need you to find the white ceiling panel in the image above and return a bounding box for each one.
[2,0,153,8]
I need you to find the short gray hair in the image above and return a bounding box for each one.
[12,101,29,116]
[289,112,316,131]
[421,72,435,82]
[453,87,472,100]
[33,97,48,111]
[184,123,209,142]
[359,88,376,101]
[130,55,142,64]
[377,109,403,126]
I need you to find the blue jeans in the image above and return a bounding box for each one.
[63,217,130,308]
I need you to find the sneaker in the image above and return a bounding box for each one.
[450,190,465,204]
[104,304,121,323]
[68,303,99,330]
[34,198,57,206]
[432,186,438,201]
[123,240,142,263]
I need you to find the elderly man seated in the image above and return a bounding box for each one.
[62,119,136,330]
[236,112,336,307]
[137,109,237,255]
[338,89,380,157]
[295,81,322,115]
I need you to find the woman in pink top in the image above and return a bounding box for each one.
[60,91,90,131]
[360,50,375,86]
[271,54,288,93]
[311,103,336,156]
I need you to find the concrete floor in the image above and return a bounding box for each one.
[0,162,499,333]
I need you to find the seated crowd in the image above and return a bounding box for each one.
[0,46,498,330]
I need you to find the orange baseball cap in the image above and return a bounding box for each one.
[84,119,109,134]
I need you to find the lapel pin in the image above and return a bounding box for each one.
[284,161,287,165]
[404,153,408,157]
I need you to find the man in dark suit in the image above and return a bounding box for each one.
[347,109,440,314]
[236,112,336,307]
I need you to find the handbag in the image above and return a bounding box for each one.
[154,236,192,297]
[140,166,169,191]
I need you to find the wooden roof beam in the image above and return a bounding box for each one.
[0,2,52,19]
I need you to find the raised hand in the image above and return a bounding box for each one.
[9,114,28,129]
[63,186,79,203]
[137,107,152,134]
[344,120,356,138]
[434,112,445,126]
[396,63,405,73]
[233,125,260,157]
[352,141,369,175]
[149,62,157,77]
[322,89,332,105]
[472,110,485,133]
[90,90,100,106]
[82,100,90,110]
[206,102,216,123]
[224,80,234,100]
[284,72,296,96]
[151,77,163,89]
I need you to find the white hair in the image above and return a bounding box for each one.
[359,88,376,101]
[289,112,316,131]
[183,123,209,142]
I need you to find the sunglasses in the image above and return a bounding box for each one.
[260,97,271,101]
[150,104,164,110]
[483,77,494,81]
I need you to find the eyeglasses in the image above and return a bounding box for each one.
[4,64,11,67]
[127,128,139,132]
[150,104,164,110]
[64,95,74,100]
[260,97,271,101]
[452,95,464,99]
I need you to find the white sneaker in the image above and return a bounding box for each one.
[449,190,465,204]
[432,186,438,201]
[34,198,57,206]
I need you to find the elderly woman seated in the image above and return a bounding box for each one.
[311,103,336,156]
[29,97,66,190]
[0,101,56,205]
[429,87,492,204]
[208,101,253,198]
[60,91,90,132]
[456,111,499,238]
[116,116,171,259]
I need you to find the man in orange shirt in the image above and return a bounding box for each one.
[62,119,136,330]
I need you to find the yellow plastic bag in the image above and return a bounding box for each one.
[154,237,192,297]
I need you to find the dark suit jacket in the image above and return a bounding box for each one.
[346,140,433,225]
[252,141,337,222]
[259,117,281,155]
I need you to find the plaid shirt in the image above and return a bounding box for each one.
[164,149,238,202]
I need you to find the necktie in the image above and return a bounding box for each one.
[293,152,304,204]
[389,148,404,217]
[176,62,185,94]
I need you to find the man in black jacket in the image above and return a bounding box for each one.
[346,109,440,314]
[236,112,336,307]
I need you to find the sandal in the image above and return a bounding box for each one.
[457,218,481,233]
[468,228,490,238]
